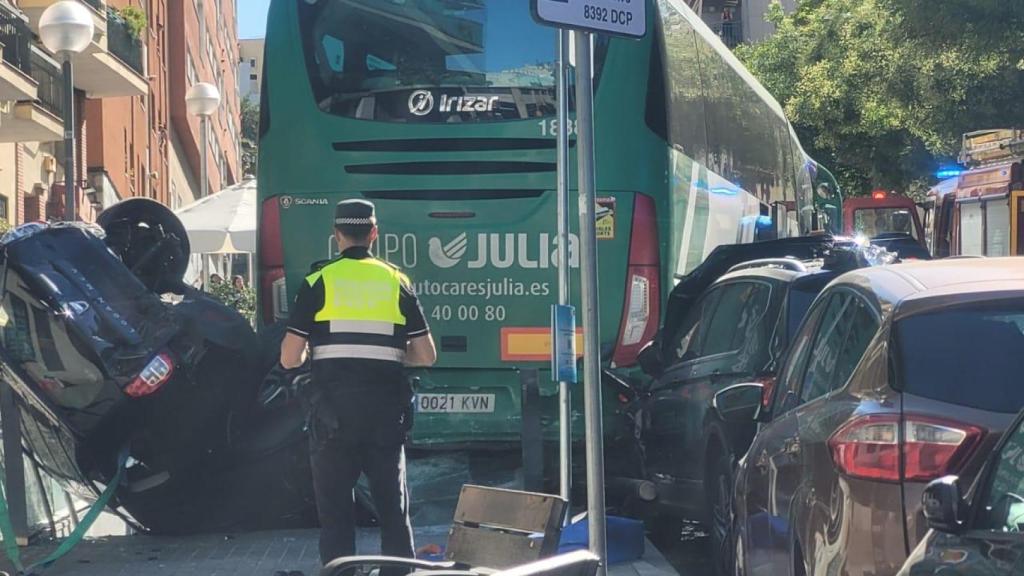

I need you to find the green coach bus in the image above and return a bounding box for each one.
[257,0,837,449]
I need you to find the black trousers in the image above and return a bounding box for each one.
[309,405,414,566]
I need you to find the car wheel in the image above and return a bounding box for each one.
[706,447,736,576]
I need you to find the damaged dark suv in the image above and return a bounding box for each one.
[0,200,314,533]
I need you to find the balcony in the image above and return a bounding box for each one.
[0,48,62,143]
[105,7,144,77]
[0,3,37,101]
[19,0,147,98]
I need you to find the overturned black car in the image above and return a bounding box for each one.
[0,200,314,533]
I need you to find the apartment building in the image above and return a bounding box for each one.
[0,0,240,227]
[238,37,261,104]
[168,0,241,206]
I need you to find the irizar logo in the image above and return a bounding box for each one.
[428,233,468,268]
[427,233,579,269]
[439,94,499,113]
[408,90,434,116]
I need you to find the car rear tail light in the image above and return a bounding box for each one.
[903,419,983,481]
[828,414,983,483]
[260,197,286,324]
[612,194,660,368]
[125,353,175,398]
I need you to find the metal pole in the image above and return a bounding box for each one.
[573,31,606,575]
[62,55,76,221]
[556,28,572,515]
[200,115,209,198]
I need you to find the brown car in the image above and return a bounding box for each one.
[716,258,1024,576]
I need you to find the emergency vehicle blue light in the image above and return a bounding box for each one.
[936,168,963,179]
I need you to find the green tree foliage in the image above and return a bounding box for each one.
[208,281,256,326]
[241,98,259,177]
[120,6,147,39]
[735,0,1024,196]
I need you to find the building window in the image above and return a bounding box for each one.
[187,52,198,86]
[0,195,9,222]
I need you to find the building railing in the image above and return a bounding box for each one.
[0,2,33,76]
[713,22,743,49]
[29,48,64,119]
[106,9,144,76]
[82,0,106,13]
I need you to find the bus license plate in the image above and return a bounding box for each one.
[417,394,495,413]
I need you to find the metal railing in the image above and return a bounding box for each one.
[29,49,64,119]
[82,0,105,13]
[106,9,144,76]
[713,22,744,49]
[0,2,32,76]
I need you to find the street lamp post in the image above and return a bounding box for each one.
[185,82,221,198]
[39,1,94,222]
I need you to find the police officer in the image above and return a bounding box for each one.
[279,199,436,566]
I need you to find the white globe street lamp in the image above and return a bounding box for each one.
[186,82,221,198]
[39,1,94,221]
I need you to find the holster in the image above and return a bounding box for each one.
[302,379,341,443]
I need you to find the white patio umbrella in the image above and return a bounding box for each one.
[175,179,257,254]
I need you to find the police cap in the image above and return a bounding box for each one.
[335,199,377,226]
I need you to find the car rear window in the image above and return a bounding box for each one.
[895,302,1024,413]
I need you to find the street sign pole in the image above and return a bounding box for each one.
[531,2,645,571]
[573,31,607,576]
[555,28,573,517]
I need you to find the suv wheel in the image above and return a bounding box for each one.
[706,446,736,576]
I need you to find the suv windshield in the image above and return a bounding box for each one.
[299,1,557,122]
[895,302,1024,413]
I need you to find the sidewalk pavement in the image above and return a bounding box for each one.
[0,526,678,576]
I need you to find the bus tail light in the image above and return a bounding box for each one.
[260,197,286,324]
[612,194,660,368]
[828,414,983,483]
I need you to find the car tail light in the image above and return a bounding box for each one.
[612,194,660,368]
[829,414,983,483]
[903,419,983,481]
[260,197,286,324]
[125,353,175,398]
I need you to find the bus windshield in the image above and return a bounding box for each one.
[299,0,557,122]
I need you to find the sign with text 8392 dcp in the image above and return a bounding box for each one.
[531,0,647,39]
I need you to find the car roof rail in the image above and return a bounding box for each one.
[727,258,808,274]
